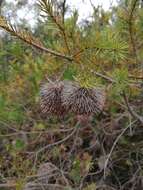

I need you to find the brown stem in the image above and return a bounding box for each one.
[122,91,143,125]
[128,0,139,64]
[0,24,72,61]
[45,1,71,54]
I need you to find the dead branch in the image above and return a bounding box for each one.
[103,120,137,179]
[123,91,143,125]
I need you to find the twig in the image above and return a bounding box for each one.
[91,70,115,83]
[0,182,68,189]
[26,183,68,189]
[89,0,96,10]
[36,125,78,154]
[38,0,71,54]
[0,121,19,132]
[103,120,137,179]
[0,128,74,137]
[60,0,71,54]
[128,0,139,64]
[61,0,67,25]
[33,123,79,168]
[123,91,143,125]
[0,183,16,188]
[129,75,143,80]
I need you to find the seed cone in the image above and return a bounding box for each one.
[62,82,106,115]
[40,81,66,116]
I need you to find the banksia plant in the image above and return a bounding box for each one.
[62,81,106,116]
[40,81,66,116]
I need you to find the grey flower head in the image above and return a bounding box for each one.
[62,82,106,115]
[40,81,66,116]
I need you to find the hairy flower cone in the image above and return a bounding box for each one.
[40,81,65,115]
[62,82,106,115]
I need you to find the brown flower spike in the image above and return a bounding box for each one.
[40,81,66,116]
[62,82,106,115]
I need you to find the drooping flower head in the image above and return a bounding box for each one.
[62,82,106,115]
[40,81,66,116]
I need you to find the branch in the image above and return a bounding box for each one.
[0,183,67,189]
[60,0,71,54]
[38,0,71,54]
[0,18,128,83]
[33,123,79,169]
[91,70,115,83]
[38,0,64,31]
[0,183,16,188]
[122,91,143,125]
[128,0,139,64]
[36,124,78,154]
[104,120,137,179]
[129,74,143,80]
[61,0,67,25]
[0,16,72,61]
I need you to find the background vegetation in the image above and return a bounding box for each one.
[0,0,143,189]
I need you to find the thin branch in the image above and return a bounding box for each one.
[128,75,143,80]
[128,0,139,64]
[122,91,143,124]
[38,0,71,54]
[38,0,64,31]
[0,182,68,189]
[33,123,79,169]
[89,0,96,11]
[73,46,119,58]
[0,127,74,137]
[61,0,67,25]
[60,0,71,54]
[104,120,137,179]
[0,183,16,188]
[91,70,115,83]
[36,124,78,154]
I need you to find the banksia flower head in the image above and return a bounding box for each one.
[40,80,65,116]
[62,82,106,115]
